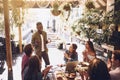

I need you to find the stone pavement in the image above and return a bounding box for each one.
[0,44,85,80]
[0,32,107,80]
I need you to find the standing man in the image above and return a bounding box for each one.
[31,22,50,66]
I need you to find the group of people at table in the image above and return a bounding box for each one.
[21,22,120,80]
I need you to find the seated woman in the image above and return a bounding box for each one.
[23,55,52,80]
[82,40,96,62]
[23,55,42,80]
[87,58,111,80]
[64,43,78,63]
[22,44,34,80]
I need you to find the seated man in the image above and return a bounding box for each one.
[64,43,78,63]
[108,51,120,80]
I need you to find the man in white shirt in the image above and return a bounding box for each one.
[109,51,120,80]
[32,22,50,66]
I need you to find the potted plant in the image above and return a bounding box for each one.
[71,0,112,45]
[51,9,61,16]
[60,3,71,21]
[85,0,95,10]
[63,3,71,11]
[51,1,61,16]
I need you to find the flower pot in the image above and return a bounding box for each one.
[51,9,61,16]
[63,3,71,11]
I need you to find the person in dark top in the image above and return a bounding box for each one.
[24,55,52,80]
[87,58,111,80]
[109,24,120,49]
[24,55,42,80]
[64,43,78,63]
[21,44,33,80]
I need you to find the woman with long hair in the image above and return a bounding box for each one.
[22,44,34,80]
[87,58,111,80]
[24,55,42,80]
[82,40,96,62]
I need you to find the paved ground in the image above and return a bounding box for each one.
[0,44,85,80]
[0,32,106,80]
[0,32,85,80]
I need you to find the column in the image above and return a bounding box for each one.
[3,0,12,70]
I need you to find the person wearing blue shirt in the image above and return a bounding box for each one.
[64,43,78,63]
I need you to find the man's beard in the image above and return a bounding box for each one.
[38,30,42,34]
